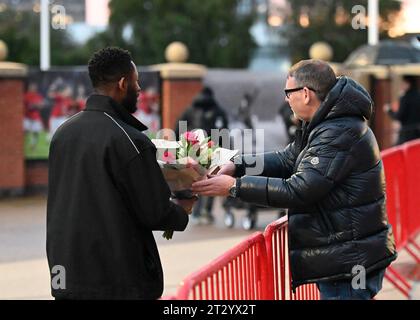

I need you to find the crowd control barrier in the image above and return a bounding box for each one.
[173,140,420,300]
[176,233,272,300]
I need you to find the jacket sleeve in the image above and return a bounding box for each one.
[237,127,355,208]
[234,140,299,179]
[117,146,189,232]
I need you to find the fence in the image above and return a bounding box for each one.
[171,139,420,300]
[402,141,420,249]
[174,218,319,300]
[381,140,420,298]
[264,216,320,300]
[176,233,272,300]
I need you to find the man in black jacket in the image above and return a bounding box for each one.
[175,87,229,224]
[47,47,194,300]
[192,60,397,300]
[385,75,420,145]
[175,87,229,139]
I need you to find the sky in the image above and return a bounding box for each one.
[401,0,420,33]
[69,0,109,43]
[85,0,109,27]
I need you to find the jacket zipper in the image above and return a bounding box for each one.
[290,125,335,292]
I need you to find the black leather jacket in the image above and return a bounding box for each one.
[234,77,397,289]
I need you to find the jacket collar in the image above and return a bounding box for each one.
[85,94,148,132]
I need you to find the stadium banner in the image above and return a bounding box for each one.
[24,67,161,160]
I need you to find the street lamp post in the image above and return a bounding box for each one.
[368,0,379,46]
[40,0,50,71]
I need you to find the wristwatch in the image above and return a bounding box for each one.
[229,179,239,198]
[231,154,244,178]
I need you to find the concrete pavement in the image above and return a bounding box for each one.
[0,196,418,300]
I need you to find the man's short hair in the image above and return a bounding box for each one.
[202,86,214,97]
[88,47,133,88]
[402,75,417,88]
[288,59,337,101]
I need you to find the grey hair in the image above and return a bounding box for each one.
[288,59,337,101]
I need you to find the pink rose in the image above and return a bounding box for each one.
[163,150,176,163]
[208,141,215,148]
[184,131,199,145]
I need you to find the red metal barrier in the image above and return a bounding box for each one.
[402,140,420,250]
[384,266,412,298]
[382,144,419,264]
[381,145,419,298]
[264,217,320,300]
[172,142,420,300]
[176,232,273,300]
[381,147,410,250]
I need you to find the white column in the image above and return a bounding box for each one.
[368,0,379,46]
[40,0,50,71]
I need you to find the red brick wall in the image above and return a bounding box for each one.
[25,161,48,188]
[162,80,202,130]
[0,79,25,190]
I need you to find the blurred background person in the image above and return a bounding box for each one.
[279,101,301,143]
[48,85,75,141]
[24,83,45,151]
[134,87,161,137]
[176,87,229,224]
[74,84,88,113]
[385,75,420,145]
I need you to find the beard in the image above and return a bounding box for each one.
[121,84,139,114]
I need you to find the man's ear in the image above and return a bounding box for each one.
[303,87,311,105]
[118,77,127,91]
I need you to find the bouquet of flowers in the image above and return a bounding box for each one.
[152,130,238,240]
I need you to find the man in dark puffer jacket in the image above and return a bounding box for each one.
[192,59,397,300]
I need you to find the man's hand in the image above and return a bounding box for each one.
[173,198,197,215]
[192,175,235,197]
[217,162,236,176]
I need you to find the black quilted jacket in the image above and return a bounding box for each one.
[235,77,397,289]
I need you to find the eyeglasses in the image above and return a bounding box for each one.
[284,87,316,99]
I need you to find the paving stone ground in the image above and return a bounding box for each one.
[0,196,418,300]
